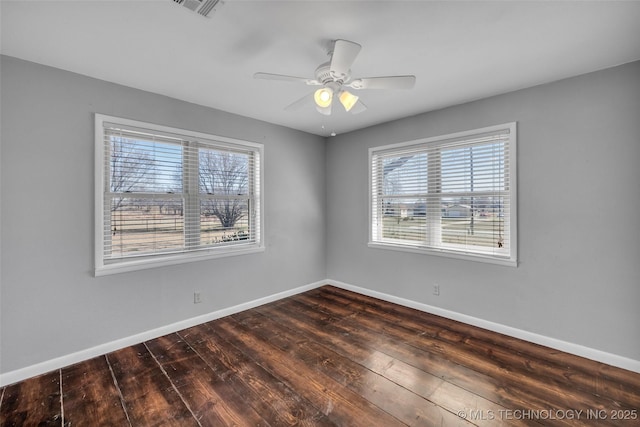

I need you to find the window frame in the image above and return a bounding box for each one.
[95,114,264,276]
[368,122,517,267]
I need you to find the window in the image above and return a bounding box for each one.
[95,114,263,275]
[369,123,517,266]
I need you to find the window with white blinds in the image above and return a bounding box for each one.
[369,123,517,266]
[95,114,263,275]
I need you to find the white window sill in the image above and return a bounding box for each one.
[95,245,265,276]
[368,241,517,267]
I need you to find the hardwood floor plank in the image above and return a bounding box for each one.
[302,287,640,426]
[252,302,539,427]
[107,343,197,426]
[370,312,605,413]
[0,371,62,426]
[322,286,640,412]
[61,356,130,426]
[233,310,475,427]
[277,295,583,426]
[319,286,640,407]
[211,316,408,427]
[179,324,336,427]
[145,334,268,427]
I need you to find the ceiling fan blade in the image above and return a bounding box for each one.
[284,92,314,111]
[330,39,362,80]
[347,75,416,90]
[254,72,320,85]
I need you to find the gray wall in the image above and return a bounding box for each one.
[326,61,640,361]
[0,56,326,373]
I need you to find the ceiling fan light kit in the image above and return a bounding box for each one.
[316,104,332,116]
[314,87,333,108]
[339,90,359,112]
[254,39,416,116]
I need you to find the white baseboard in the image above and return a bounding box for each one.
[0,280,325,387]
[326,279,640,374]
[3,278,638,386]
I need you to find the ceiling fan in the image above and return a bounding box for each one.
[254,39,416,115]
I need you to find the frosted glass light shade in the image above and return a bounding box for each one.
[314,88,333,108]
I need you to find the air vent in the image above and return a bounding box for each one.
[172,0,222,17]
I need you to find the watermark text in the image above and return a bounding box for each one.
[456,408,638,421]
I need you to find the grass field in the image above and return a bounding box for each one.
[382,215,505,248]
[106,209,249,257]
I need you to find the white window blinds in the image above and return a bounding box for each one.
[95,115,263,275]
[370,123,517,266]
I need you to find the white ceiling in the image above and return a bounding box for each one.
[2,0,640,137]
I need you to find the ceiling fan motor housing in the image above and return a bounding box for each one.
[315,62,350,85]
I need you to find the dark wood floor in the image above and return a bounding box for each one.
[1,285,639,426]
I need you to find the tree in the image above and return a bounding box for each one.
[199,151,248,229]
[109,137,155,211]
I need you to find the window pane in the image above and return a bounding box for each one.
[199,150,249,195]
[200,199,251,245]
[369,123,515,265]
[109,137,182,193]
[107,197,184,258]
[98,115,264,274]
[441,195,507,249]
[380,197,427,243]
[382,153,428,195]
[441,142,505,193]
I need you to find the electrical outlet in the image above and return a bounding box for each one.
[433,284,440,296]
[194,292,202,304]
